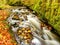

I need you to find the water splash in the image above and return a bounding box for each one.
[7,6,60,45]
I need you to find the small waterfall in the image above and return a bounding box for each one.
[42,27,60,45]
[7,7,60,45]
[42,27,54,40]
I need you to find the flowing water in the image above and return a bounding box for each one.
[7,6,60,45]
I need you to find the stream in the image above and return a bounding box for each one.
[7,6,60,45]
